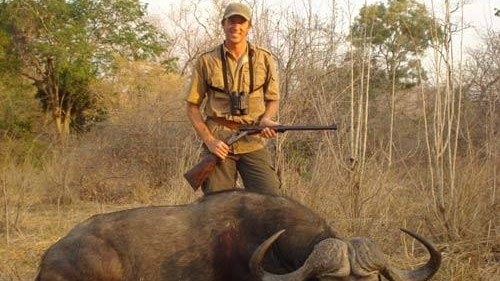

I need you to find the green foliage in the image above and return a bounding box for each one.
[0,75,37,139]
[0,0,172,134]
[350,0,441,88]
[0,73,49,166]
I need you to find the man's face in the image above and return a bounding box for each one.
[222,15,251,45]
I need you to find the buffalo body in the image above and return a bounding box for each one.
[36,191,337,281]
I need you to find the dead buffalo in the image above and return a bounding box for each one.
[35,190,441,281]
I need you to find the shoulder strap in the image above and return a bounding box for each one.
[248,43,254,93]
[220,44,231,95]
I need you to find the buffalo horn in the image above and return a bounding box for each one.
[381,229,442,281]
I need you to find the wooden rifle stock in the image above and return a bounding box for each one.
[183,153,219,191]
[183,124,337,191]
[184,131,249,191]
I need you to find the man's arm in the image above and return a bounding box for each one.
[186,102,229,160]
[259,100,280,138]
[259,49,280,139]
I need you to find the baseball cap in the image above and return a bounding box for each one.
[222,2,252,22]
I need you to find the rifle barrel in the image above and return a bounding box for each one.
[240,124,337,133]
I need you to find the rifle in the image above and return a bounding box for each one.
[183,124,338,191]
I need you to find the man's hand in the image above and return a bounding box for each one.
[259,117,279,138]
[186,103,230,160]
[206,138,230,160]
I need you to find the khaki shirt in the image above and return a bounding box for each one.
[186,43,279,154]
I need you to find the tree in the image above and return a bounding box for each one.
[350,0,440,88]
[0,0,172,136]
[463,30,499,155]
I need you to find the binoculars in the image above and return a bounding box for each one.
[229,91,249,116]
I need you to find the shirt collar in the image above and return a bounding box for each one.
[222,42,255,59]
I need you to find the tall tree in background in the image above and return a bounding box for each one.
[349,0,441,165]
[0,0,171,136]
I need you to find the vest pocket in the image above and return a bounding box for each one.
[209,90,231,116]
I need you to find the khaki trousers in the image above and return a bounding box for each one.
[201,148,280,195]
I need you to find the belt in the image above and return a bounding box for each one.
[206,116,242,130]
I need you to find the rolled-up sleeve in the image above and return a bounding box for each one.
[185,57,206,105]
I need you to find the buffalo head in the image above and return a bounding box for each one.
[250,229,441,281]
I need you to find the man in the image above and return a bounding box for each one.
[185,2,281,195]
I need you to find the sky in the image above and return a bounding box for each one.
[142,0,499,50]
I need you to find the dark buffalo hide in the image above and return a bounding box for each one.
[36,190,341,281]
